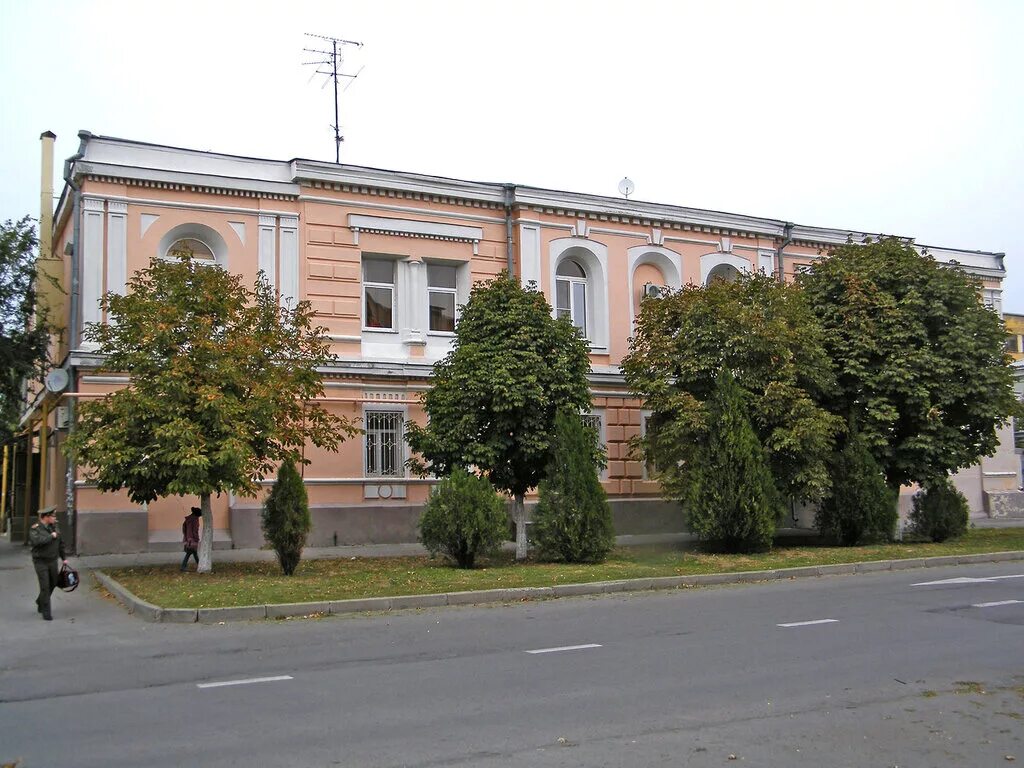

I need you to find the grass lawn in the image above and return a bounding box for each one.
[103,528,1024,610]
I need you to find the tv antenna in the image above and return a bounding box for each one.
[304,33,364,163]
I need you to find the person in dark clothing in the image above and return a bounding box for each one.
[29,509,68,621]
[181,506,202,571]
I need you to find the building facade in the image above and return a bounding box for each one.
[11,131,1023,554]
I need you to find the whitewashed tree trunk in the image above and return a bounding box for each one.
[513,493,528,560]
[197,493,214,574]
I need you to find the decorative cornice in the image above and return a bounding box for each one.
[348,214,483,248]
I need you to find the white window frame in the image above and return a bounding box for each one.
[363,408,406,478]
[362,257,397,332]
[556,262,589,337]
[426,262,459,335]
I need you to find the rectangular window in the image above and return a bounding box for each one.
[555,279,587,334]
[641,412,658,479]
[1006,335,1021,354]
[365,410,404,477]
[363,258,395,330]
[581,412,607,479]
[428,263,458,333]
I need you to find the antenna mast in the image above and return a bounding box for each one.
[304,33,363,163]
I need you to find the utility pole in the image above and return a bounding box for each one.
[304,33,363,164]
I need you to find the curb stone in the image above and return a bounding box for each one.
[92,548,1024,624]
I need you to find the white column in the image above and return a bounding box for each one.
[399,259,426,346]
[81,197,105,346]
[279,216,299,307]
[106,201,128,296]
[258,214,277,290]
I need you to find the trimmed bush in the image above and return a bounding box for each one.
[533,409,615,563]
[687,369,782,553]
[419,468,508,568]
[261,459,311,576]
[909,477,969,542]
[816,432,897,545]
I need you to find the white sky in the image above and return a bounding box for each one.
[2,0,1021,311]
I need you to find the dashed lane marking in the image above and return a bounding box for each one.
[197,675,294,689]
[971,600,1022,608]
[777,619,839,628]
[525,644,602,654]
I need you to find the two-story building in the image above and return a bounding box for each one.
[11,131,1023,554]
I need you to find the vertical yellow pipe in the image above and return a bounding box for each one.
[1,444,9,532]
[38,402,49,511]
[22,431,32,543]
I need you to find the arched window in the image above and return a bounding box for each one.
[556,259,588,334]
[706,263,741,284]
[165,237,216,263]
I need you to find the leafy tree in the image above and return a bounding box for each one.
[815,430,897,545]
[0,217,52,441]
[799,237,1020,489]
[66,254,356,572]
[533,408,615,563]
[406,272,592,559]
[419,467,508,568]
[687,368,782,552]
[622,272,842,509]
[909,477,969,543]
[261,459,311,575]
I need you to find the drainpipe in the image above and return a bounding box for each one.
[62,130,90,551]
[777,222,794,282]
[503,184,515,276]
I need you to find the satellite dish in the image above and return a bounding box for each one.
[618,177,635,199]
[45,369,69,394]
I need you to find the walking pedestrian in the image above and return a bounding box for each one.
[181,506,202,571]
[29,508,67,621]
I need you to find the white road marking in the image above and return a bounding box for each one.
[911,577,992,586]
[777,619,839,628]
[971,600,1023,608]
[525,644,602,654]
[911,574,1024,587]
[197,675,293,689]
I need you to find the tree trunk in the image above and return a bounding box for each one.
[197,492,214,574]
[513,493,528,561]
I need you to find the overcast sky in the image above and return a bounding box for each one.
[2,0,1021,311]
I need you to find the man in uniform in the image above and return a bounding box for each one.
[29,508,68,620]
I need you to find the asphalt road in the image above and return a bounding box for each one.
[2,561,1022,767]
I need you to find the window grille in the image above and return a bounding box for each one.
[365,411,404,477]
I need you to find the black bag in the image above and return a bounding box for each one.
[57,563,80,592]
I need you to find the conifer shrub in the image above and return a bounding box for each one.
[687,369,782,553]
[261,459,312,576]
[533,409,615,563]
[816,432,897,545]
[419,467,508,568]
[909,477,969,542]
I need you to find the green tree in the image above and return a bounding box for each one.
[799,237,1020,489]
[261,459,311,576]
[419,467,508,568]
[909,477,970,543]
[622,272,841,509]
[406,272,592,559]
[533,408,615,563]
[0,217,52,441]
[815,430,897,545]
[66,254,356,572]
[687,368,782,552]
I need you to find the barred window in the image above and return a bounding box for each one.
[365,410,404,477]
[581,412,607,479]
[641,413,659,479]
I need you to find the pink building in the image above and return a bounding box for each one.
[13,131,1022,554]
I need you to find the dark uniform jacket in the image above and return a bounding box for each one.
[29,522,66,561]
